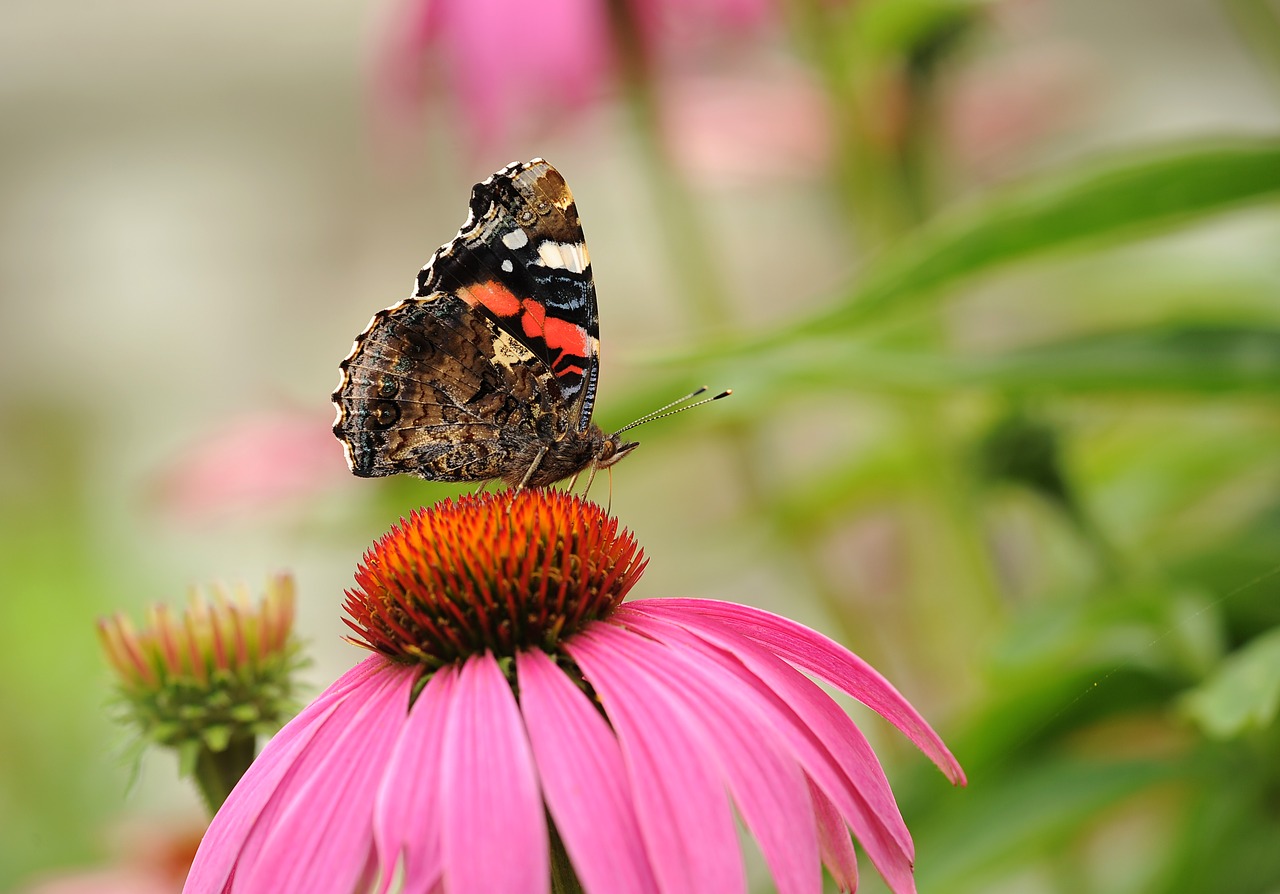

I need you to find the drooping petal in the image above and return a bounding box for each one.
[568,630,746,894]
[516,649,659,894]
[374,666,459,893]
[183,657,398,894]
[230,661,419,893]
[809,779,859,893]
[623,606,910,842]
[587,622,822,894]
[620,603,920,889]
[439,653,547,894]
[642,599,967,785]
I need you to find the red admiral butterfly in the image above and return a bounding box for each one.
[334,159,714,490]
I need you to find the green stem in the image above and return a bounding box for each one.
[605,0,733,332]
[193,736,256,813]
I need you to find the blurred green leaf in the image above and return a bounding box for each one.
[1181,627,1280,738]
[732,324,1280,397]
[855,0,982,61]
[958,325,1280,394]
[914,757,1175,888]
[711,137,1280,354]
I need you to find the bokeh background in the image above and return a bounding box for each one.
[4,0,1280,891]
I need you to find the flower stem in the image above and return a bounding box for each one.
[605,0,733,332]
[193,736,256,813]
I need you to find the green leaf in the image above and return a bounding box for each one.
[715,137,1280,353]
[1182,627,1280,738]
[958,325,1280,394]
[736,324,1280,397]
[914,757,1174,888]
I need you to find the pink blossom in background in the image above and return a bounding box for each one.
[943,44,1088,177]
[18,868,176,894]
[181,491,965,894]
[661,68,833,188]
[152,410,347,521]
[376,0,776,149]
[18,821,203,894]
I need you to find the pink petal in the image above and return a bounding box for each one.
[439,653,547,894]
[643,599,967,785]
[516,649,659,894]
[184,657,393,894]
[374,666,459,892]
[568,630,746,894]
[231,662,418,893]
[588,622,822,894]
[382,0,612,147]
[810,779,859,893]
[621,603,917,882]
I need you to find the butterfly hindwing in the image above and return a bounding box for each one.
[335,293,567,480]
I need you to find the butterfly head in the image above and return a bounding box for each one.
[596,432,640,470]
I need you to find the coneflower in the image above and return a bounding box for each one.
[183,490,964,894]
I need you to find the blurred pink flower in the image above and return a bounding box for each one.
[661,68,833,188]
[182,491,964,893]
[153,410,347,521]
[943,44,1088,176]
[19,821,203,894]
[377,0,775,148]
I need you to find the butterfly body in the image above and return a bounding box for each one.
[333,160,637,488]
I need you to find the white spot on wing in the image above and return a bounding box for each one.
[502,229,529,250]
[491,328,528,371]
[501,259,514,273]
[537,240,589,274]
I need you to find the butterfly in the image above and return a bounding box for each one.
[332,159,640,490]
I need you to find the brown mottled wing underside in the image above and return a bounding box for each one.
[333,292,569,481]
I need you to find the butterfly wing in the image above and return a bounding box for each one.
[332,159,602,483]
[416,159,601,433]
[333,293,563,480]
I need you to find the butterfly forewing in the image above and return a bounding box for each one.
[416,160,600,432]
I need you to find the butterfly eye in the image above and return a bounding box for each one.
[518,209,537,225]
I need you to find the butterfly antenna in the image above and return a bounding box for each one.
[614,387,732,436]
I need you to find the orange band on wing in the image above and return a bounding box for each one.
[522,299,591,360]
[465,280,522,317]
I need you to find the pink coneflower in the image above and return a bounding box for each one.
[376,0,775,149]
[183,490,964,894]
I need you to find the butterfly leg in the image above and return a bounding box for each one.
[514,447,548,492]
[582,461,600,496]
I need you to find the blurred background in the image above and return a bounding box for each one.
[4,0,1280,891]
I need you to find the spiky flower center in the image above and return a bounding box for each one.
[343,490,646,666]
